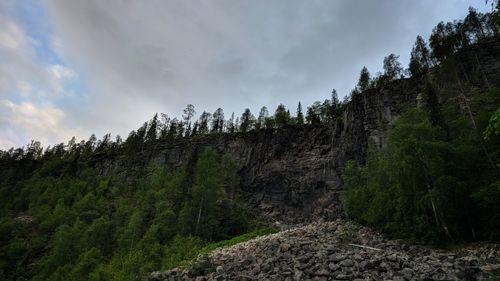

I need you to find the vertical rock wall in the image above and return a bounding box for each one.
[98,38,500,224]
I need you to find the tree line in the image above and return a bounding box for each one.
[1,7,498,162]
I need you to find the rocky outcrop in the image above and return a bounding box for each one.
[141,38,500,281]
[96,38,500,224]
[149,221,500,281]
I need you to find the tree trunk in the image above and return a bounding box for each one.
[454,73,496,169]
[195,201,203,235]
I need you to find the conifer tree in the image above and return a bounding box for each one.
[240,109,254,133]
[145,114,158,142]
[183,104,196,137]
[306,102,321,125]
[227,112,235,133]
[357,67,371,92]
[409,35,431,76]
[274,104,290,127]
[495,2,500,34]
[296,102,304,125]
[256,106,269,130]
[198,111,211,134]
[211,108,224,133]
[383,54,403,80]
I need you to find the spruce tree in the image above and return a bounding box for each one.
[383,54,403,80]
[240,109,254,133]
[409,36,431,76]
[357,67,371,92]
[296,102,304,125]
[256,106,269,130]
[274,104,290,127]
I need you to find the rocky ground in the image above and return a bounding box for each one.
[148,220,500,281]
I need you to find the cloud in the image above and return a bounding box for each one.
[0,15,76,99]
[0,8,82,149]
[0,99,84,148]
[44,0,490,115]
[0,0,492,149]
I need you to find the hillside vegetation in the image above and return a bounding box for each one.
[0,5,499,281]
[342,88,500,243]
[0,148,261,280]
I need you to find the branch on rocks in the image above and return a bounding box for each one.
[348,243,382,251]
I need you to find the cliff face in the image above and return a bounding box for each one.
[98,38,500,224]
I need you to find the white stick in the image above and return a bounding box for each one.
[348,243,382,251]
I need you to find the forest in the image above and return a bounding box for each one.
[0,5,499,281]
[341,5,500,244]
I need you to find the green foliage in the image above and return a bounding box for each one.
[198,227,278,255]
[274,104,291,127]
[0,147,255,281]
[357,67,371,92]
[409,35,431,76]
[296,102,304,125]
[484,107,500,141]
[305,91,341,126]
[495,2,500,35]
[383,53,403,80]
[341,99,500,243]
[240,108,254,132]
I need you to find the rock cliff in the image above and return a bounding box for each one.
[96,38,500,225]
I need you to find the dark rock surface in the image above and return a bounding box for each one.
[148,221,500,281]
[143,39,500,281]
[96,38,500,224]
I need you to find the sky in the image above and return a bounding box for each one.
[0,0,493,149]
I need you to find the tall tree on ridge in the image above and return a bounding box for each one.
[256,106,269,130]
[357,67,371,92]
[211,108,224,134]
[383,54,403,80]
[240,109,254,133]
[227,112,235,133]
[146,113,158,142]
[198,111,211,134]
[409,35,432,76]
[274,104,290,127]
[296,102,304,125]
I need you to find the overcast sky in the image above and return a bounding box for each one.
[0,0,493,149]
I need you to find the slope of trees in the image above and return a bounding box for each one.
[341,87,500,243]
[0,147,256,281]
[0,4,499,280]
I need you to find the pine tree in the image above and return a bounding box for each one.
[183,104,196,137]
[198,111,211,134]
[495,2,500,34]
[306,102,321,125]
[409,35,431,76]
[240,109,254,133]
[296,102,304,125]
[274,104,290,127]
[464,7,485,40]
[383,54,403,80]
[183,104,196,125]
[357,67,371,92]
[227,112,235,133]
[145,114,158,143]
[256,106,269,130]
[429,21,456,62]
[211,108,224,133]
[167,118,178,139]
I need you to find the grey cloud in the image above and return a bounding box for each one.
[41,0,491,141]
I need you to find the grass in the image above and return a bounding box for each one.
[169,227,279,273]
[198,227,278,255]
